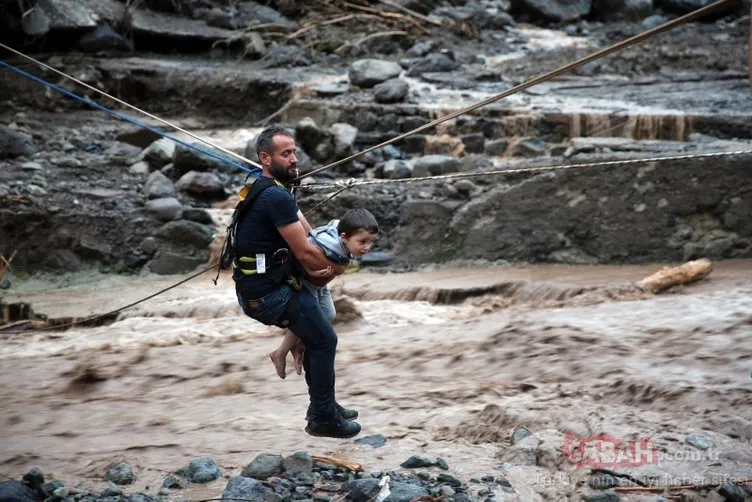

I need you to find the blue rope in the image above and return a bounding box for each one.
[0,59,262,176]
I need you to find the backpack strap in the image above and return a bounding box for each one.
[213,176,279,284]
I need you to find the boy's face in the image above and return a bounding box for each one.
[341,229,377,257]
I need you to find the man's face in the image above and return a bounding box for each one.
[261,134,298,183]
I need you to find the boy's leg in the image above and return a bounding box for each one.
[269,329,299,379]
[318,286,337,324]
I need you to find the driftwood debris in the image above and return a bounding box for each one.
[311,455,363,472]
[635,258,713,294]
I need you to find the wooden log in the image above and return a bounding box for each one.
[635,258,713,294]
[311,455,362,472]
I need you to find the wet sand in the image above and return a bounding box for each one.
[1,262,751,500]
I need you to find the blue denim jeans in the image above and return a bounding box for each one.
[236,281,338,420]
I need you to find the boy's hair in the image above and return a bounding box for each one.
[338,208,379,236]
[255,125,294,158]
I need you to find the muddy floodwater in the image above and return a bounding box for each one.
[1,260,751,500]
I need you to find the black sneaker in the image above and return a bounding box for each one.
[336,402,359,420]
[307,402,359,421]
[305,415,361,439]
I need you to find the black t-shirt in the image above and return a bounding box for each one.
[233,183,300,298]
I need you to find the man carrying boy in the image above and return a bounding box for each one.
[270,208,379,380]
[232,125,361,439]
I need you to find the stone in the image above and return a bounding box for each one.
[156,220,215,247]
[149,251,207,275]
[222,476,275,502]
[584,493,620,502]
[717,481,746,502]
[144,171,176,200]
[183,457,221,483]
[400,455,434,468]
[182,208,214,224]
[176,171,225,198]
[129,161,151,175]
[346,478,381,502]
[145,197,183,222]
[486,139,508,156]
[0,125,37,159]
[40,480,64,499]
[382,160,412,179]
[406,53,460,77]
[242,453,284,480]
[349,59,403,88]
[642,14,668,29]
[592,0,654,21]
[21,6,50,36]
[685,433,714,450]
[79,25,133,52]
[389,482,428,501]
[329,123,359,160]
[513,138,547,157]
[374,79,410,104]
[282,451,313,475]
[511,426,533,445]
[105,463,135,485]
[162,476,184,489]
[22,468,44,489]
[142,138,176,168]
[461,134,485,154]
[0,480,37,502]
[509,0,591,22]
[355,434,387,448]
[173,142,231,177]
[412,155,461,177]
[437,473,463,487]
[436,458,449,470]
[295,117,323,153]
[141,237,158,255]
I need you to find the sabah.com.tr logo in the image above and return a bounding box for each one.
[562,433,717,469]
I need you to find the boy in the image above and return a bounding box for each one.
[269,208,379,379]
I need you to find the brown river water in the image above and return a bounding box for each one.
[1,261,751,500]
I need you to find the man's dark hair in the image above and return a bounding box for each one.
[338,208,379,236]
[256,125,294,158]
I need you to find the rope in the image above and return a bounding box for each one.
[298,149,752,190]
[0,43,263,171]
[297,0,733,181]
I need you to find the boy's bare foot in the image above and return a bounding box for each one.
[269,351,287,379]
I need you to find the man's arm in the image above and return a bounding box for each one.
[278,220,335,271]
[297,209,313,234]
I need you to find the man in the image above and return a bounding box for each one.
[233,125,361,439]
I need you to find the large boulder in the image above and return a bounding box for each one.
[0,125,36,159]
[349,59,403,88]
[592,0,654,20]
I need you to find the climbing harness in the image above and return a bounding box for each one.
[1,0,746,334]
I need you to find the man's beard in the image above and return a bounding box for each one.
[269,160,296,183]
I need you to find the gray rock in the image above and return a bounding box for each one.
[295,117,323,153]
[511,426,533,445]
[437,473,463,487]
[141,138,176,168]
[141,237,158,255]
[412,155,461,177]
[641,14,667,29]
[453,180,478,196]
[242,453,283,480]
[400,455,434,468]
[144,171,176,200]
[184,456,221,483]
[22,468,44,489]
[374,79,409,104]
[282,451,313,475]
[79,25,133,52]
[592,0,654,21]
[349,59,403,88]
[355,434,387,448]
[183,208,214,224]
[105,463,135,485]
[173,143,231,177]
[685,433,714,450]
[129,161,151,175]
[21,161,44,171]
[0,125,37,159]
[40,480,64,499]
[162,476,184,489]
[149,252,207,275]
[389,482,428,501]
[436,457,449,470]
[221,476,275,502]
[21,6,50,36]
[514,138,547,157]
[346,478,381,501]
[0,480,37,502]
[510,0,591,22]
[145,197,183,222]
[584,493,620,502]
[176,171,225,198]
[486,139,508,156]
[461,134,485,154]
[717,481,746,502]
[460,155,493,172]
[329,123,359,160]
[104,482,124,496]
[406,53,460,77]
[382,160,412,179]
[156,220,215,247]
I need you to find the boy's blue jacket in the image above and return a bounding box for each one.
[309,219,353,265]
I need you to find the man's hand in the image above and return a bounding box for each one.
[308,266,334,278]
